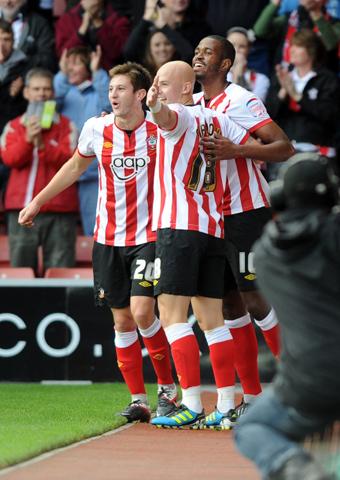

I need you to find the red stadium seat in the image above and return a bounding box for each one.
[0,267,35,279]
[0,235,10,267]
[75,236,93,268]
[44,267,93,279]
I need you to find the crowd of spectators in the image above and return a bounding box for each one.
[0,0,339,270]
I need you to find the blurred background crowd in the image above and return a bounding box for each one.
[0,0,339,274]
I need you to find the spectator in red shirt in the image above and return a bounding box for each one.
[0,68,78,273]
[55,0,131,71]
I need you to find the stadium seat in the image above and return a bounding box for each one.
[44,267,93,279]
[0,235,10,267]
[75,236,93,268]
[0,267,35,279]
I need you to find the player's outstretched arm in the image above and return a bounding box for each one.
[146,76,177,131]
[18,150,94,227]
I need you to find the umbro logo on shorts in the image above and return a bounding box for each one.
[244,274,256,281]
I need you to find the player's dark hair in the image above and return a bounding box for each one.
[109,62,152,92]
[206,35,236,65]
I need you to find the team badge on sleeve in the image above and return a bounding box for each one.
[246,98,267,118]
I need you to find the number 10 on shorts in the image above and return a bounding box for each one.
[239,252,255,274]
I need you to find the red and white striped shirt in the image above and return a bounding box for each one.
[78,112,157,246]
[153,104,249,238]
[193,84,271,216]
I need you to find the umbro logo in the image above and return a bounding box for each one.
[244,274,256,281]
[139,280,152,287]
[153,354,165,361]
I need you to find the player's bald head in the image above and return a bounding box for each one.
[158,61,195,85]
[157,61,195,104]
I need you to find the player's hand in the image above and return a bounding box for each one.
[200,132,236,160]
[18,201,41,228]
[146,75,160,108]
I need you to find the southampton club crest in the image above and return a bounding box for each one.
[147,134,157,150]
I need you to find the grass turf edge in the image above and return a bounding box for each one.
[0,383,158,469]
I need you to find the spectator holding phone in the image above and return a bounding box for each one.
[0,68,78,274]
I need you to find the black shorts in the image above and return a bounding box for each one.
[93,241,155,308]
[224,207,272,292]
[154,229,226,298]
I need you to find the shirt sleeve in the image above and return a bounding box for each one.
[160,103,192,142]
[77,117,96,157]
[227,89,272,133]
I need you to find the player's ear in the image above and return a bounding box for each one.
[220,58,232,73]
[137,89,147,101]
[182,81,192,95]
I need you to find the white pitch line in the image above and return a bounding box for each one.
[0,423,134,477]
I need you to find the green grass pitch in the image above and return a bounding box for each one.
[0,383,158,469]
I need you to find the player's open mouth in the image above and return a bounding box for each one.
[193,62,205,69]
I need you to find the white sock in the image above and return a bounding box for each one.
[138,317,161,338]
[225,313,252,329]
[254,308,278,331]
[217,386,235,414]
[204,324,232,345]
[164,322,194,344]
[181,386,202,413]
[114,329,138,348]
